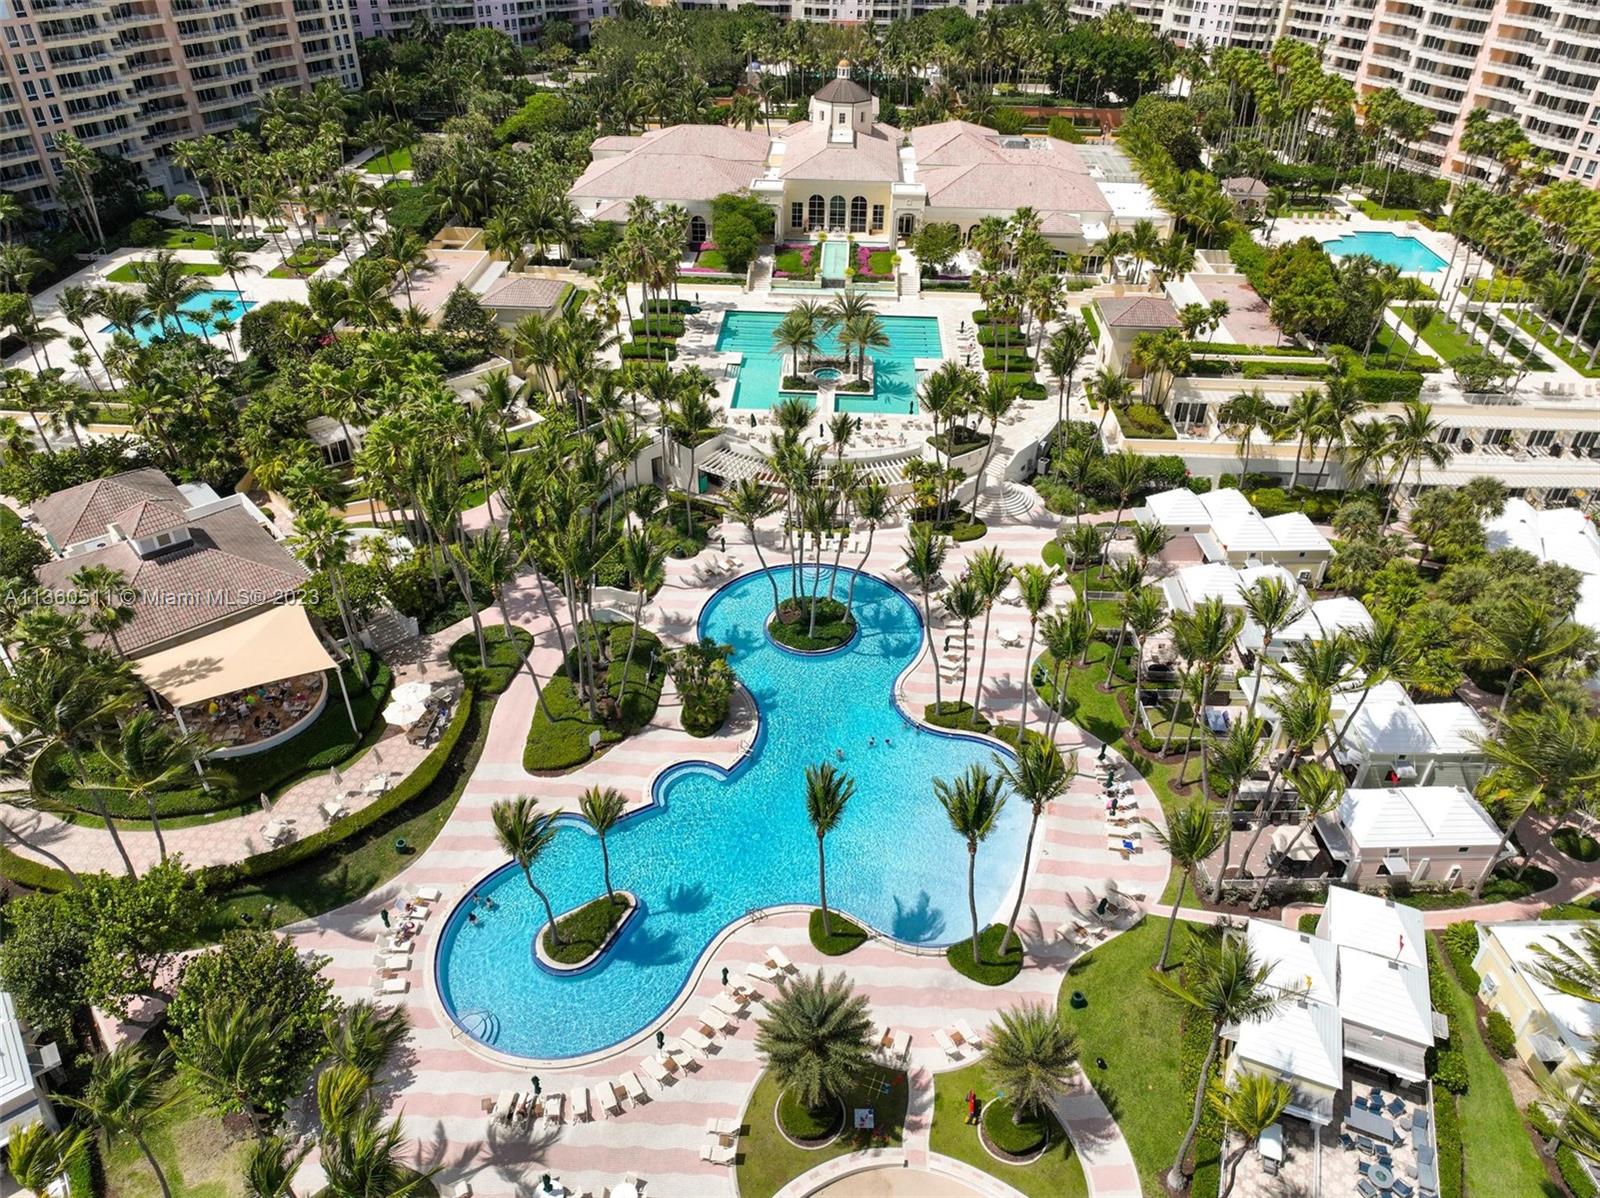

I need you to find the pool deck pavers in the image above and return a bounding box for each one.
[284,512,1163,1198]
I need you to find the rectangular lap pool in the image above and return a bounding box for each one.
[102,288,253,346]
[1322,231,1447,273]
[820,239,849,281]
[717,310,942,415]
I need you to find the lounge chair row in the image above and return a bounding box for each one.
[935,1019,984,1059]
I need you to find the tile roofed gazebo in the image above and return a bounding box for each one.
[1095,294,1182,329]
[33,468,186,551]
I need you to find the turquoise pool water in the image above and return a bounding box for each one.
[434,566,1027,1060]
[101,289,253,345]
[1323,231,1446,272]
[718,310,941,415]
[820,239,848,279]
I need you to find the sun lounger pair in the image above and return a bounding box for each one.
[700,1140,737,1165]
[683,1026,717,1052]
[642,1054,680,1085]
[372,975,407,995]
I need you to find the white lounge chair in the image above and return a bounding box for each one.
[767,946,794,973]
[541,1092,565,1125]
[416,886,442,904]
[642,1055,673,1085]
[492,1089,518,1121]
[697,1005,735,1032]
[746,961,780,983]
[682,1027,716,1053]
[710,990,746,1016]
[699,1143,715,1163]
[601,1083,624,1115]
[569,1087,590,1121]
[956,1019,982,1049]
[934,1027,962,1058]
[711,1140,737,1165]
[373,975,407,995]
[888,1030,910,1059]
[622,1071,648,1103]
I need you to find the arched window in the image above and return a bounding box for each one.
[897,211,917,238]
[829,195,846,229]
[688,214,708,245]
[808,193,826,229]
[849,195,868,233]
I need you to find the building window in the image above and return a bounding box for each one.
[849,195,867,233]
[807,193,825,229]
[790,201,803,229]
[688,214,707,244]
[871,203,884,231]
[837,111,846,126]
[829,195,845,228]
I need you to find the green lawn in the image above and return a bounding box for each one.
[364,144,416,174]
[1371,317,1441,371]
[448,624,534,695]
[697,248,730,271]
[159,228,218,250]
[735,1066,909,1198]
[1356,200,1425,221]
[1058,918,1193,1196]
[106,261,224,282]
[929,1061,1089,1197]
[867,249,895,275]
[1431,933,1562,1198]
[523,623,666,771]
[1397,308,1481,363]
[103,1086,249,1198]
[201,693,491,934]
[1511,311,1600,377]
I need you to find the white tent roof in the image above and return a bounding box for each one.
[1338,785,1503,851]
[1144,488,1211,527]
[133,604,336,708]
[0,993,34,1127]
[1486,499,1600,575]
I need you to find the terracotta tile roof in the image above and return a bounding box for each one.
[568,124,770,205]
[1095,295,1182,329]
[106,499,189,539]
[37,505,309,656]
[910,122,1110,218]
[33,468,185,549]
[778,123,902,183]
[481,277,569,310]
[813,77,871,104]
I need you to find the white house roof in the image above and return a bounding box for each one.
[1233,995,1345,1091]
[1336,945,1435,1044]
[1143,488,1211,527]
[1485,922,1600,1056]
[1264,511,1332,553]
[0,993,34,1118]
[1338,785,1503,851]
[1202,490,1280,553]
[1250,921,1340,1003]
[1279,597,1374,645]
[1341,690,1437,758]
[1486,499,1600,576]
[1412,702,1489,754]
[1319,887,1427,969]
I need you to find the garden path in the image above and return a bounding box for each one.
[285,511,1167,1198]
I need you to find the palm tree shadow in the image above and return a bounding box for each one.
[610,921,680,965]
[891,892,946,943]
[662,880,711,913]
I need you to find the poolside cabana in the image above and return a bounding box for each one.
[133,604,352,755]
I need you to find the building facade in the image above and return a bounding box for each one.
[0,0,360,209]
[349,0,613,43]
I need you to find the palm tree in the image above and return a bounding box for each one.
[460,527,549,719]
[1473,704,1600,894]
[1152,935,1288,1192]
[1207,715,1268,902]
[941,572,985,714]
[5,1124,89,1198]
[728,478,783,617]
[63,1045,178,1198]
[317,1089,436,1198]
[1099,450,1150,538]
[1467,595,1595,714]
[668,385,719,537]
[935,763,1008,965]
[996,740,1073,956]
[1145,800,1227,970]
[754,969,876,1116]
[322,1000,410,1078]
[1240,576,1306,713]
[1218,388,1277,480]
[903,523,950,712]
[578,785,627,906]
[1209,1071,1292,1198]
[983,1001,1078,1127]
[1014,564,1056,742]
[168,1004,283,1134]
[844,479,889,621]
[615,526,666,714]
[1044,321,1092,459]
[1248,762,1341,910]
[1384,399,1450,528]
[85,711,212,864]
[1040,603,1094,743]
[287,503,369,686]
[804,761,855,940]
[490,795,567,948]
[243,1135,309,1198]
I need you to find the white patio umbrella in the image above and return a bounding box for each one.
[382,681,436,727]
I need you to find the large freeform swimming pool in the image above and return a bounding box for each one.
[1322,231,1447,273]
[717,310,942,415]
[101,289,253,346]
[434,566,1027,1060]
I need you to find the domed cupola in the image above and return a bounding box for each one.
[810,59,877,145]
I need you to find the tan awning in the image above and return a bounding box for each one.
[133,605,336,708]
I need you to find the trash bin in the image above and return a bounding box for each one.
[1070,990,1088,1009]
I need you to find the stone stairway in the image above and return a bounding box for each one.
[975,477,1037,522]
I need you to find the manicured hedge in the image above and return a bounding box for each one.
[214,686,476,883]
[983,349,1035,371]
[620,339,678,361]
[631,315,685,337]
[643,298,695,314]
[1185,341,1319,357]
[1243,360,1332,380]
[448,625,535,696]
[1115,403,1177,439]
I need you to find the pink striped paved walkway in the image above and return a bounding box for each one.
[288,511,1169,1198]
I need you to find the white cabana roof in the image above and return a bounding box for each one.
[133,604,337,708]
[1278,596,1373,645]
[0,993,36,1140]
[1337,785,1502,851]
[1319,887,1427,969]
[1484,922,1600,1056]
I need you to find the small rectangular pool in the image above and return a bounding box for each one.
[819,239,849,281]
[102,288,254,345]
[1323,231,1446,273]
[716,310,941,415]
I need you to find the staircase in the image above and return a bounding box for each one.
[975,477,1037,522]
[363,611,419,655]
